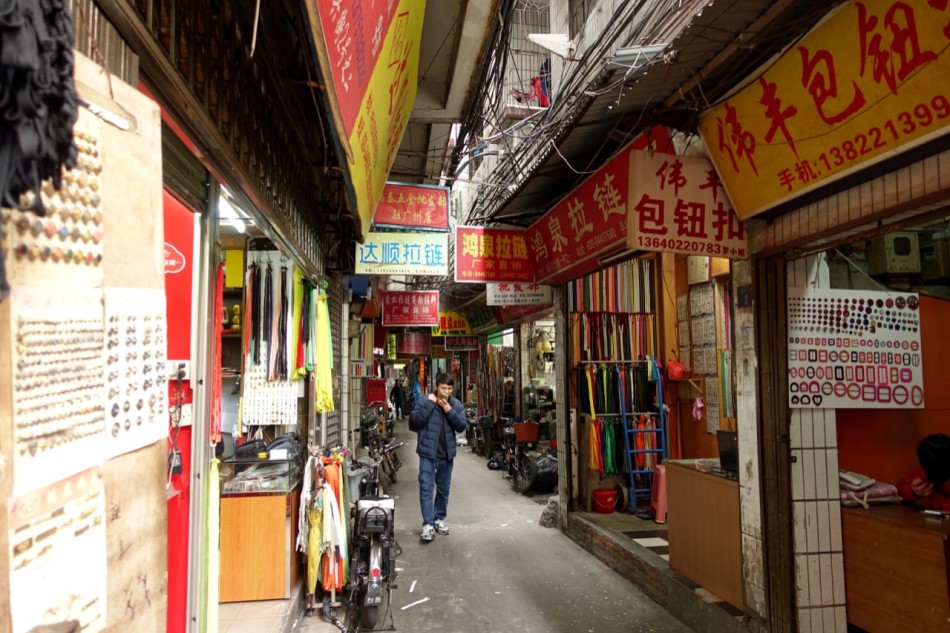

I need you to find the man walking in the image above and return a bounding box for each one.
[408,372,467,542]
[389,378,406,419]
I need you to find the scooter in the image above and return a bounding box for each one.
[324,453,402,632]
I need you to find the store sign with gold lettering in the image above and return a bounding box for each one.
[627,152,748,258]
[372,182,450,230]
[698,1,950,220]
[380,290,439,327]
[525,126,672,285]
[386,333,397,360]
[430,344,455,359]
[454,226,533,283]
[431,311,471,336]
[355,231,448,276]
[486,282,553,307]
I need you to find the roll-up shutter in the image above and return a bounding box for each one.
[161,122,208,211]
[325,273,344,445]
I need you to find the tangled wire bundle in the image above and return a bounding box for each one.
[0,0,79,299]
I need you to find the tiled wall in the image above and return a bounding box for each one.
[732,259,767,617]
[787,255,847,632]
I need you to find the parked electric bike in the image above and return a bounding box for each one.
[324,451,402,632]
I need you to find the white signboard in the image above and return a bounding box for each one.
[486,282,552,307]
[627,152,748,258]
[787,288,923,409]
[355,231,448,276]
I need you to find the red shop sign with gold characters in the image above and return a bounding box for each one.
[454,226,533,283]
[380,290,439,327]
[627,152,748,258]
[372,182,450,230]
[698,0,950,220]
[787,288,923,409]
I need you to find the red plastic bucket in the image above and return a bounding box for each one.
[592,488,617,514]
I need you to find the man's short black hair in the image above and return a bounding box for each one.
[919,433,950,486]
[435,372,454,387]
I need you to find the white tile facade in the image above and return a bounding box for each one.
[787,255,847,632]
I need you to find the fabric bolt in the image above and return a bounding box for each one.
[261,263,272,368]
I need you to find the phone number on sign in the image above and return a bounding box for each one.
[636,235,746,257]
[779,94,950,190]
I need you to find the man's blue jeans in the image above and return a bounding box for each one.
[418,456,453,526]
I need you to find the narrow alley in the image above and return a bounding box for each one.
[295,420,694,633]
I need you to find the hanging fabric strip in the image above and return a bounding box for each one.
[291,269,305,379]
[262,262,273,369]
[244,263,255,361]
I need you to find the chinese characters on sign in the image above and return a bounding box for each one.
[454,226,533,283]
[431,311,471,337]
[787,288,923,409]
[309,0,426,237]
[486,283,553,307]
[445,336,479,350]
[698,1,950,220]
[380,290,439,327]
[627,152,748,258]
[524,126,672,284]
[372,182,450,229]
[355,231,448,276]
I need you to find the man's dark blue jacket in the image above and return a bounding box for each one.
[408,396,467,460]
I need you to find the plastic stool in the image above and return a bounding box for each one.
[650,463,667,524]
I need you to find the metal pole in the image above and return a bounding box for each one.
[187,179,218,632]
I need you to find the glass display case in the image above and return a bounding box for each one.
[220,454,302,495]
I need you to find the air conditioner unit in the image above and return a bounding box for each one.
[867,232,920,277]
[920,233,950,282]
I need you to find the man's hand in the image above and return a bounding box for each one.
[427,394,438,403]
[437,398,451,413]
[911,477,934,497]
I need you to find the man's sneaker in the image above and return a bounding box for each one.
[421,524,435,542]
[434,519,450,535]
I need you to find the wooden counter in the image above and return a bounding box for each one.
[842,504,950,632]
[219,488,301,602]
[665,460,743,608]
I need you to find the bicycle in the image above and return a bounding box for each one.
[500,419,539,493]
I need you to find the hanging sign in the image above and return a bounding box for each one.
[464,305,501,334]
[396,332,431,356]
[386,333,397,360]
[787,288,924,409]
[627,152,748,258]
[366,379,387,406]
[698,1,950,220]
[307,0,426,238]
[430,344,455,359]
[454,226,534,283]
[525,126,672,284]
[355,231,448,276]
[372,182,450,230]
[431,311,471,336]
[445,335,479,350]
[486,282,553,306]
[380,290,440,327]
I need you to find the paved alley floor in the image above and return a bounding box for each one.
[296,420,694,633]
